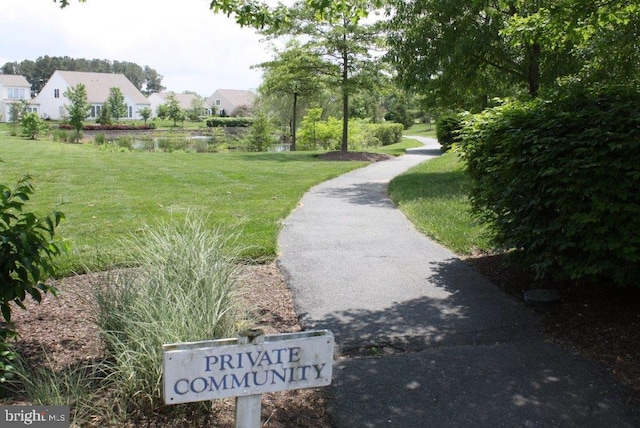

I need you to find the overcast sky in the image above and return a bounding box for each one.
[0,0,274,97]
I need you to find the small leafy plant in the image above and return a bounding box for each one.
[0,176,65,381]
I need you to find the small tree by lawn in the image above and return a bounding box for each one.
[63,83,91,143]
[20,112,48,140]
[165,93,185,126]
[107,87,127,121]
[138,106,152,125]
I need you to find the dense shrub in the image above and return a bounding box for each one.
[368,123,404,146]
[436,113,463,152]
[459,85,640,287]
[206,117,255,128]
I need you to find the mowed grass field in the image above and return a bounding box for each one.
[0,135,369,274]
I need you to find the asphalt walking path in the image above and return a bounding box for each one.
[277,137,639,427]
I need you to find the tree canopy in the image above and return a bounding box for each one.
[385,0,639,111]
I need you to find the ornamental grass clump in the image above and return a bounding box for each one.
[94,215,249,417]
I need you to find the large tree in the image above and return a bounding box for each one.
[256,40,328,151]
[385,0,580,110]
[210,0,383,152]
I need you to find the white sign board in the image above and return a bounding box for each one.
[163,330,334,405]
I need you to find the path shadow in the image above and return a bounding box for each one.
[315,181,397,208]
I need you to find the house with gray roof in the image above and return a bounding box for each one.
[33,71,150,121]
[0,74,37,122]
[205,89,256,116]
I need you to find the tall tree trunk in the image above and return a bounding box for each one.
[527,42,541,97]
[291,92,298,151]
[341,44,349,153]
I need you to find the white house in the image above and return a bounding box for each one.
[33,71,150,121]
[0,74,37,122]
[147,92,212,117]
[205,89,256,116]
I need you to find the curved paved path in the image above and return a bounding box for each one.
[277,137,639,427]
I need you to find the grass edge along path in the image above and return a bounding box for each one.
[388,150,491,255]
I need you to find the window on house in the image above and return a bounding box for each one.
[215,99,221,106]
[129,106,132,118]
[7,88,25,99]
[96,105,101,118]
[54,89,60,98]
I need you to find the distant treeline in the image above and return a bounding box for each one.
[1,56,165,96]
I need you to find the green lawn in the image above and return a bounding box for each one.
[388,151,491,254]
[404,122,438,138]
[0,136,368,274]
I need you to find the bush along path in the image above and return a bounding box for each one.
[278,137,640,427]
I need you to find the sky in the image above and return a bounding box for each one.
[0,0,276,97]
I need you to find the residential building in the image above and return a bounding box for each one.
[205,89,256,116]
[0,74,37,122]
[33,71,150,121]
[147,92,212,117]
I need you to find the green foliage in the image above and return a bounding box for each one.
[97,103,112,125]
[64,84,91,142]
[137,106,152,124]
[458,85,640,287]
[163,93,185,126]
[0,177,65,381]
[107,87,127,121]
[206,116,255,128]
[368,123,404,146]
[297,108,342,150]
[20,113,48,140]
[436,113,462,152]
[51,129,76,143]
[155,103,169,121]
[246,111,276,151]
[95,215,248,417]
[8,100,29,124]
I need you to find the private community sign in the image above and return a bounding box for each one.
[163,330,334,405]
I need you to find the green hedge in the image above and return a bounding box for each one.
[206,117,255,128]
[368,123,404,146]
[459,85,640,287]
[436,113,462,152]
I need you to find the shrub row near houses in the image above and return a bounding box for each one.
[58,124,155,131]
[458,85,640,287]
[206,117,255,128]
[436,113,463,152]
[368,123,404,146]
